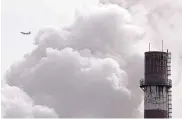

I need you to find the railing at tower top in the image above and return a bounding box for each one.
[140,78,172,88]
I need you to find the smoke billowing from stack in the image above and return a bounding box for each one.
[2,2,144,118]
[2,0,182,118]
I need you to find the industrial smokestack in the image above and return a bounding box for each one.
[140,49,172,118]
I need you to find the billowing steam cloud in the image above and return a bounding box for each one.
[2,0,182,118]
[3,3,144,118]
[2,80,58,118]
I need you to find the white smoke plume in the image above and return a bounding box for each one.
[2,0,182,118]
[1,80,58,118]
[3,3,144,118]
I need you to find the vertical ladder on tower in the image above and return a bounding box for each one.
[168,89,172,118]
[167,51,172,118]
[167,52,171,76]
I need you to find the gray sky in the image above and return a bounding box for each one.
[2,0,182,118]
[2,0,86,74]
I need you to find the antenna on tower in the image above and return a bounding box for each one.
[149,43,151,51]
[162,40,163,52]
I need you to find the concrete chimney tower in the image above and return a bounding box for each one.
[140,49,172,118]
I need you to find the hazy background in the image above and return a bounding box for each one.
[1,0,182,118]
